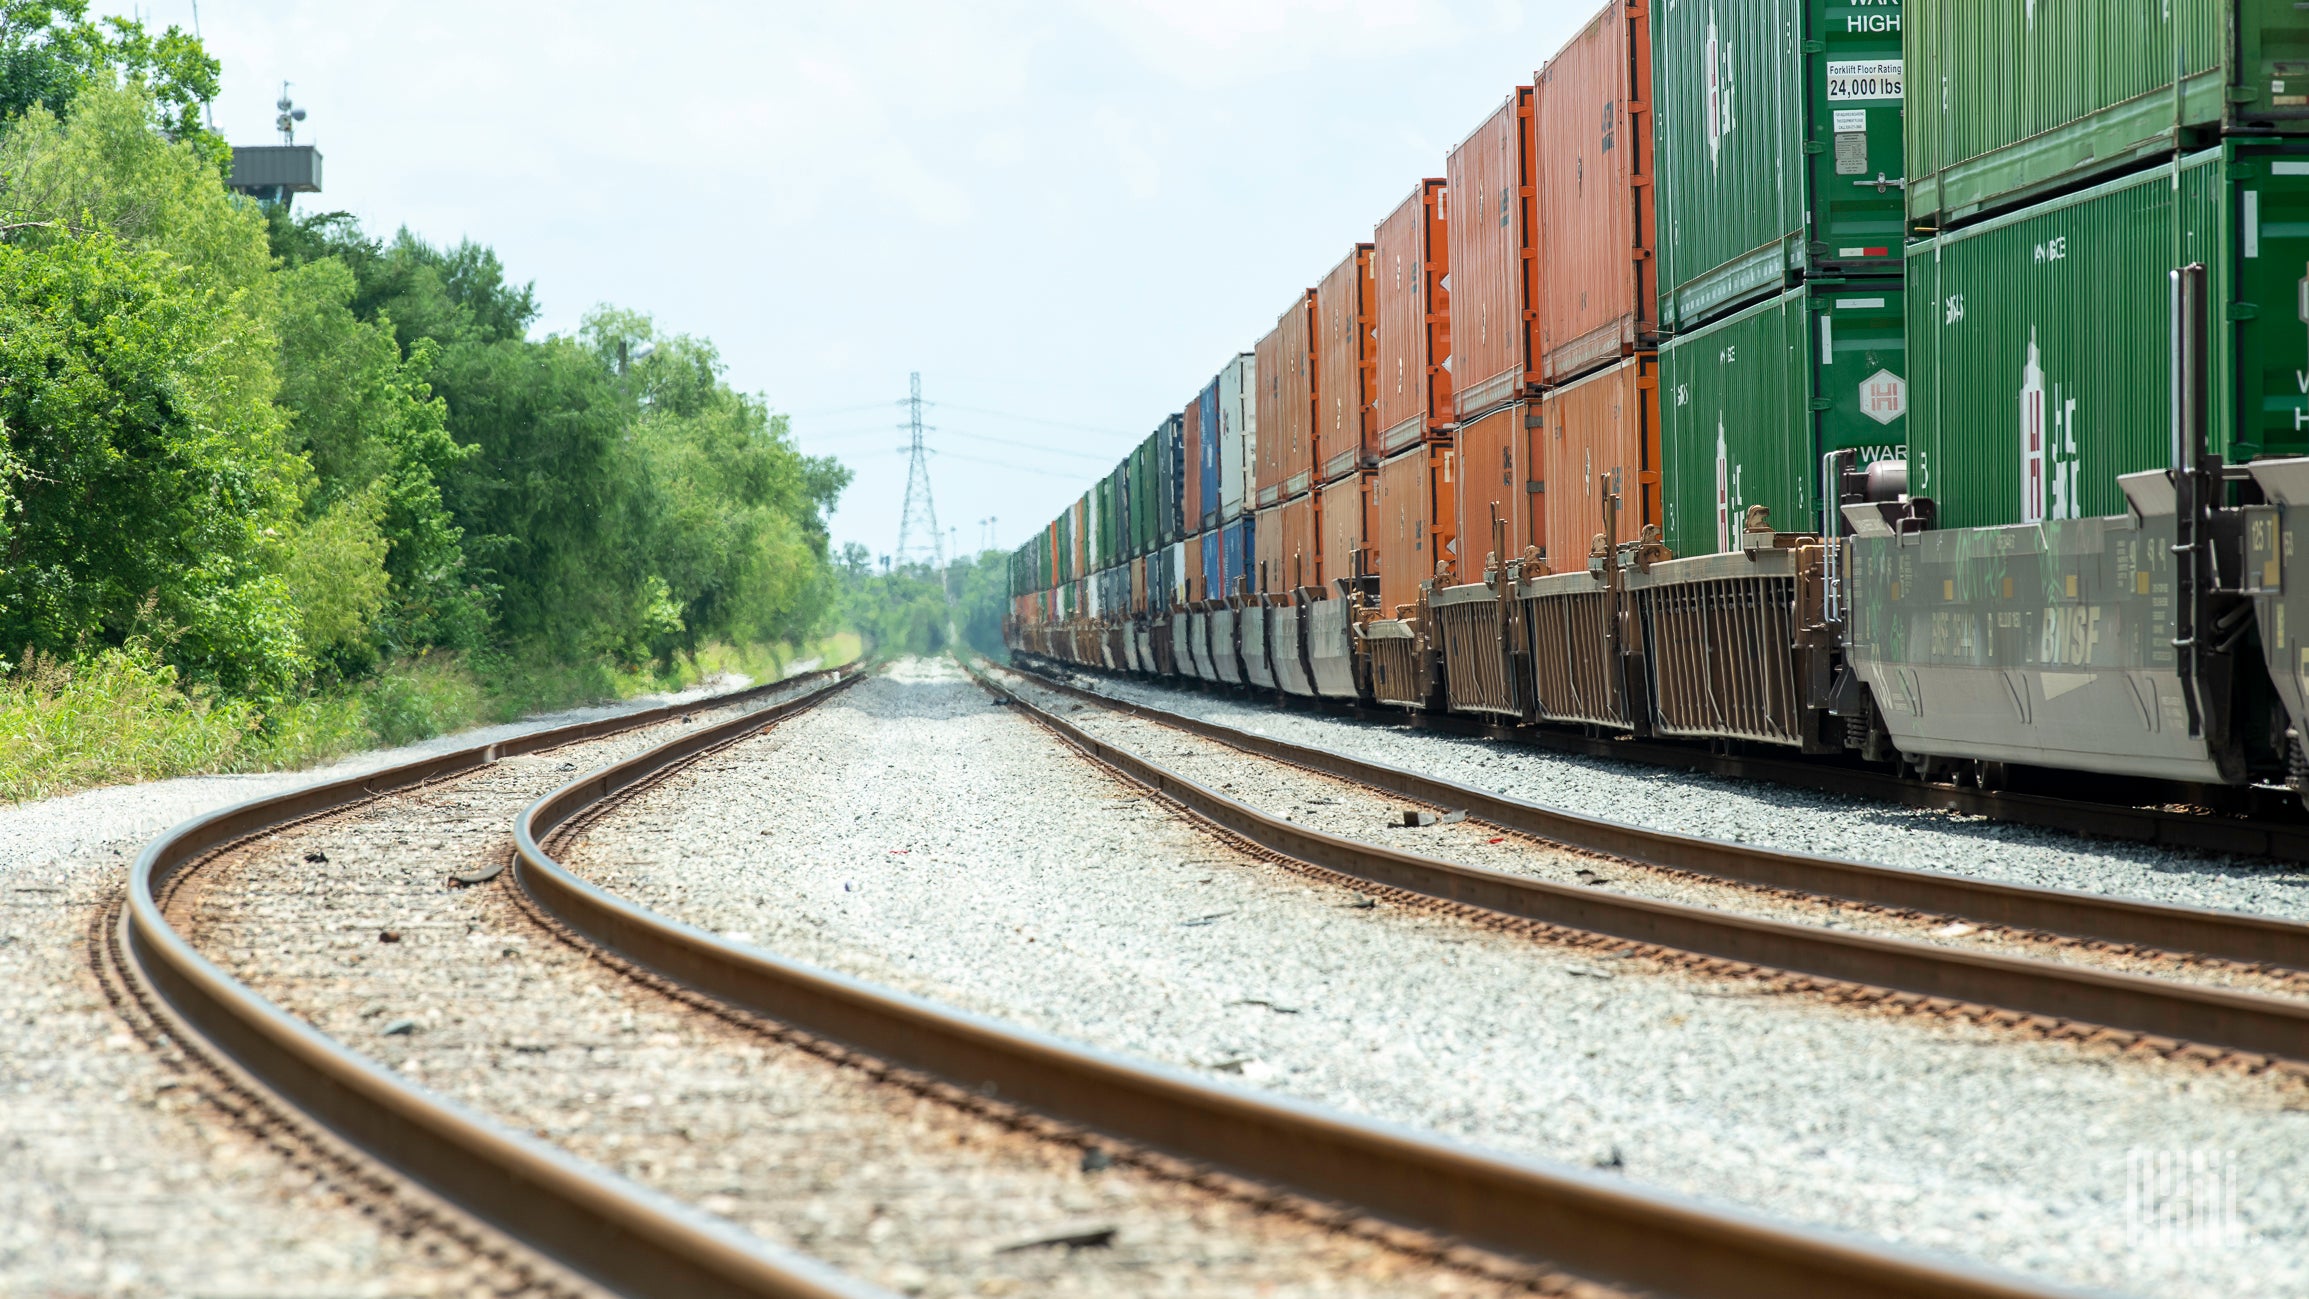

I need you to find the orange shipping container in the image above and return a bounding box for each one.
[1278,493,1317,593]
[1254,500,1284,595]
[1445,87,1540,421]
[1182,392,1204,541]
[1255,292,1317,506]
[1456,400,1538,571]
[1374,180,1453,456]
[1316,244,1376,484]
[1536,355,1658,569]
[1536,0,1656,385]
[1317,472,1369,588]
[1183,533,1204,602]
[1373,443,1457,619]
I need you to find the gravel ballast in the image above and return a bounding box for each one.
[562,658,2309,1299]
[0,674,798,1298]
[174,674,1527,1299]
[1050,666,2309,923]
[996,669,2309,999]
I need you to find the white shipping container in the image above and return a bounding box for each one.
[1218,351,1257,522]
[1167,541,1189,607]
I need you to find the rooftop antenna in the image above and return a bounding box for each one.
[275,83,307,145]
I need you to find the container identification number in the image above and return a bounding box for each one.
[1826,59,1902,102]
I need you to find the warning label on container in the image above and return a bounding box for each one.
[1835,131,1869,175]
[1826,59,1902,101]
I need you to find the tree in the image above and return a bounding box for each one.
[0,2,221,163]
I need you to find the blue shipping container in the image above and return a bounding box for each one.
[1221,517,1254,595]
[1202,524,1223,596]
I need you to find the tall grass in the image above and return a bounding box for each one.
[0,634,862,804]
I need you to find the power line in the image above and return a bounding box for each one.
[894,373,945,569]
[925,401,1140,438]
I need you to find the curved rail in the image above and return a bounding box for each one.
[981,665,2309,1066]
[122,667,883,1299]
[1011,663,2309,971]
[516,659,2075,1299]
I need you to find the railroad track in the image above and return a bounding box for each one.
[992,659,2309,1073]
[122,654,2082,1298]
[1014,654,2309,864]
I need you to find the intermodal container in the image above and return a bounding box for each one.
[1222,515,1254,596]
[1256,293,1318,505]
[1278,492,1318,592]
[1908,2,2309,232]
[1219,352,1256,521]
[1317,243,1378,483]
[1658,279,1906,557]
[1182,397,1204,543]
[1196,378,1222,528]
[1651,0,1904,331]
[1132,435,1156,556]
[1070,494,1087,578]
[1159,414,1187,544]
[1374,442,1458,619]
[1131,555,1146,614]
[1100,472,1120,567]
[1456,400,1538,571]
[1318,472,1369,587]
[1907,142,2309,531]
[1537,354,1659,569]
[1447,87,1541,419]
[1374,180,1453,456]
[1202,524,1224,598]
[1182,534,1202,604]
[1536,0,1656,384]
[1255,500,1285,594]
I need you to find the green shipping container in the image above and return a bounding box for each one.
[1652,0,1905,332]
[1660,280,1907,557]
[1908,1,2309,232]
[1134,435,1157,556]
[1906,143,2309,532]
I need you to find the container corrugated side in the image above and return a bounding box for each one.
[1447,88,1540,419]
[1908,1,2309,232]
[1537,354,1658,569]
[1196,378,1222,527]
[1254,324,1286,506]
[1652,0,1903,331]
[1184,533,1204,602]
[1908,143,2309,531]
[1255,501,1285,594]
[1455,400,1535,572]
[1278,493,1318,592]
[1317,243,1378,483]
[1276,291,1318,498]
[1223,515,1254,596]
[1161,413,1187,544]
[1219,353,1254,520]
[1537,0,1656,385]
[1659,279,1906,557]
[1318,472,1369,587]
[1374,180,1453,454]
[1183,395,1203,542]
[1374,443,1456,618]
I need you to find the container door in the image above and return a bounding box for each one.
[1806,0,1905,272]
[1806,283,1907,534]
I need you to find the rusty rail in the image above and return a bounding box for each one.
[122,667,882,1299]
[1000,663,2309,1065]
[505,659,2072,1299]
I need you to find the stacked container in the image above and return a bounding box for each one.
[1255,294,1318,508]
[1218,353,1256,527]
[1533,0,1661,568]
[1651,0,1905,553]
[1371,179,1456,620]
[1903,5,2309,532]
[1447,86,1542,565]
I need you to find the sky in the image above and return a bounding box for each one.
[127,1,1595,561]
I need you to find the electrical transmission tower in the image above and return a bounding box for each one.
[895,372,945,570]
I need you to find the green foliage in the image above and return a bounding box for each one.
[0,2,221,160]
[0,74,852,801]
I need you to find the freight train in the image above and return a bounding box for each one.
[1006,0,2309,801]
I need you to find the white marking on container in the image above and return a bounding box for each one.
[2246,190,2261,259]
[2275,161,2309,176]
[1840,297,1886,310]
[1820,314,1835,365]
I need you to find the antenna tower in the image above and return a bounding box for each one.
[895,372,945,569]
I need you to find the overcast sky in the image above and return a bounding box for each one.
[130,1,1593,560]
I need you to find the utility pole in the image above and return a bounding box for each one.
[895,372,945,571]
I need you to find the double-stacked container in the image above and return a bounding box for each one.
[1529,0,1662,571]
[1653,0,1907,556]
[1447,86,1543,564]
[1255,294,1318,509]
[1370,179,1456,627]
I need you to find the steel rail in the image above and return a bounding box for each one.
[1012,663,2309,972]
[982,665,2309,1065]
[516,659,2076,1299]
[121,666,885,1299]
[1023,651,2309,863]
